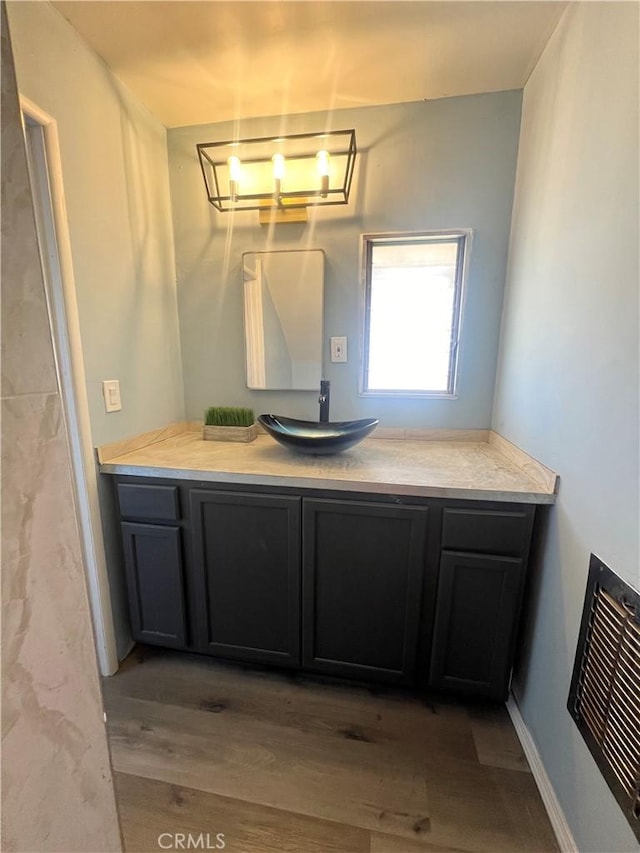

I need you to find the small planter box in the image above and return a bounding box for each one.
[203,423,257,443]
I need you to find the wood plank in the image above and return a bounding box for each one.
[467,703,530,772]
[103,649,478,764]
[487,766,560,852]
[369,832,468,853]
[107,694,431,842]
[103,649,558,852]
[114,771,370,853]
[422,757,558,852]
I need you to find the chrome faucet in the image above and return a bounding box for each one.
[319,380,330,423]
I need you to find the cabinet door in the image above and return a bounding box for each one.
[190,490,301,667]
[302,499,427,684]
[121,522,187,649]
[429,551,525,700]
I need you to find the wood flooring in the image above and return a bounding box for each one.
[102,647,559,853]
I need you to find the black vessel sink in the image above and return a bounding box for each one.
[258,414,379,455]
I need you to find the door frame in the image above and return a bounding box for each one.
[20,95,118,675]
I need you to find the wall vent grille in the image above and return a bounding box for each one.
[568,555,640,840]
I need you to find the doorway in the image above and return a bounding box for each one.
[21,96,118,676]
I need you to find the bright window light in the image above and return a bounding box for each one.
[361,232,469,396]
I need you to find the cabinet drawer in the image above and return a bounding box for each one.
[117,482,179,522]
[441,507,532,557]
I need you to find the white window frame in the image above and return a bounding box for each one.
[359,229,471,398]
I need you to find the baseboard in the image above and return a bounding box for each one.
[507,694,579,853]
[114,638,135,672]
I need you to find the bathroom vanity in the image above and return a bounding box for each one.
[99,427,557,701]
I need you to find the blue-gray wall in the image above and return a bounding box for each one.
[7,0,185,448]
[493,4,639,851]
[168,92,521,427]
[7,0,187,661]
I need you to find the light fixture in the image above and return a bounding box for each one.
[197,129,357,223]
[316,150,330,198]
[227,155,241,202]
[272,152,285,201]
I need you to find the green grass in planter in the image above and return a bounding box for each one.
[204,406,255,427]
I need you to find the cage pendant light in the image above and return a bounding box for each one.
[197,129,356,223]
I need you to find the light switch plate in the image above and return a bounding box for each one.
[330,336,347,363]
[102,379,122,413]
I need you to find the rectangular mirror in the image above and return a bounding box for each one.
[243,249,324,390]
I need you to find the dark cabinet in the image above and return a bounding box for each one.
[441,507,532,556]
[429,502,533,700]
[121,522,187,649]
[430,551,525,700]
[302,499,428,684]
[190,490,301,667]
[117,482,180,523]
[112,474,538,700]
[117,482,188,649]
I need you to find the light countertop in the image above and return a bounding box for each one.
[97,425,557,504]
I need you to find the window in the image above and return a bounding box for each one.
[361,231,469,396]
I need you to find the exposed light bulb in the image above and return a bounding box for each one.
[316,150,330,198]
[272,153,286,178]
[227,156,241,202]
[272,153,285,201]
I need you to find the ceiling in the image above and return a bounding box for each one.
[52,1,567,128]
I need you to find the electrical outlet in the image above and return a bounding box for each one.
[102,379,122,413]
[330,336,347,363]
